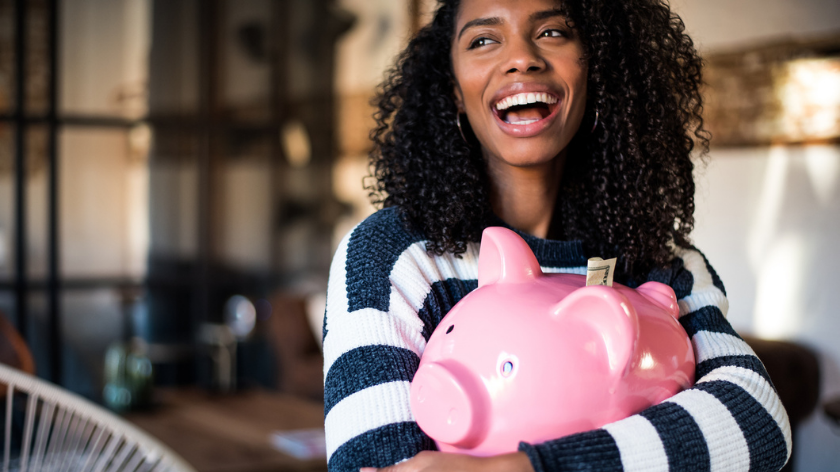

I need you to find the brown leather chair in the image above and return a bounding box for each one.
[265,294,324,400]
[742,335,820,472]
[0,310,36,397]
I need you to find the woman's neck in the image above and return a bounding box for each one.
[486,152,566,239]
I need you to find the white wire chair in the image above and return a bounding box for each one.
[1,363,195,472]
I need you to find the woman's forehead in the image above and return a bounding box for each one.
[454,0,569,29]
[455,0,567,16]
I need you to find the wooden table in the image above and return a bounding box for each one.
[124,389,327,472]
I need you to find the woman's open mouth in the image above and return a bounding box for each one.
[493,92,559,125]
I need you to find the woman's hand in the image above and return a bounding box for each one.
[359,451,534,472]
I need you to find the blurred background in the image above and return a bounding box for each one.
[0,0,838,470]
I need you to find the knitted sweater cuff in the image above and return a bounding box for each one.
[518,442,547,472]
[517,429,623,472]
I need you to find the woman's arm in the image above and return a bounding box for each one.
[366,246,791,472]
[361,451,533,472]
[518,247,791,472]
[323,209,480,472]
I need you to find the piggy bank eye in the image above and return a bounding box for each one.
[446,325,454,334]
[502,361,514,377]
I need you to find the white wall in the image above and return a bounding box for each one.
[693,147,840,470]
[672,1,840,470]
[672,0,840,52]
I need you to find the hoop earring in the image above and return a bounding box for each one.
[590,110,600,133]
[456,114,469,143]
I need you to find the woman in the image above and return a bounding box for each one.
[323,0,791,471]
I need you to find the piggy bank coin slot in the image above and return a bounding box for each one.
[446,325,454,334]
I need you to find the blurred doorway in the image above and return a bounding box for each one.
[0,0,351,397]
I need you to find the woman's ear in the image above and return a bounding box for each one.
[452,83,465,113]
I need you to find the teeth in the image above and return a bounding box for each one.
[495,92,558,111]
[510,119,540,125]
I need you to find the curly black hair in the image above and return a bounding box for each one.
[367,0,709,283]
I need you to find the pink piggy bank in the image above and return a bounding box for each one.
[410,227,695,455]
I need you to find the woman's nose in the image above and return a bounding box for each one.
[501,39,546,74]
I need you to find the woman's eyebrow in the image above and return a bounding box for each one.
[457,17,503,40]
[530,8,567,22]
[457,9,567,41]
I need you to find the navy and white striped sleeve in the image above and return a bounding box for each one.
[519,247,792,472]
[322,209,479,472]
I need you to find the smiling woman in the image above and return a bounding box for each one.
[367,0,706,280]
[449,0,588,241]
[451,1,587,167]
[323,0,792,471]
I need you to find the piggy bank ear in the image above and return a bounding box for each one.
[636,282,680,319]
[551,287,639,374]
[478,227,543,287]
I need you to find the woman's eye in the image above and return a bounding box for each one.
[468,37,497,49]
[539,29,567,39]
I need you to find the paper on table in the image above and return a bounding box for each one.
[270,428,326,460]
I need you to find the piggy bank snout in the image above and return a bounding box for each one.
[410,362,487,447]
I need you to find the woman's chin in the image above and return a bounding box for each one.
[483,144,567,170]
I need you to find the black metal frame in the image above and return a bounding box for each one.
[12,0,28,349]
[2,0,345,389]
[6,0,62,382]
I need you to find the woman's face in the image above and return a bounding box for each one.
[451,0,587,169]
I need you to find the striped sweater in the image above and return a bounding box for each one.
[323,207,791,472]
